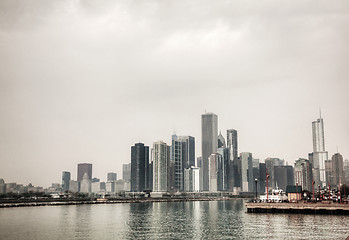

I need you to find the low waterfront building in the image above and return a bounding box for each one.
[286,185,302,202]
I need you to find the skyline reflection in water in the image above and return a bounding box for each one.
[0,200,348,239]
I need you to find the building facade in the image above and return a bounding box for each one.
[77,163,92,182]
[294,158,313,192]
[131,143,149,192]
[62,171,71,191]
[332,153,344,187]
[312,116,328,187]
[201,113,218,191]
[241,152,253,192]
[152,141,170,192]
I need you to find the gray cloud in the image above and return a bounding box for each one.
[0,0,348,186]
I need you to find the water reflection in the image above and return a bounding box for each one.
[1,200,349,239]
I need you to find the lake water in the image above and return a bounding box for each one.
[0,200,348,239]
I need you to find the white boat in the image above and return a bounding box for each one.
[259,184,288,202]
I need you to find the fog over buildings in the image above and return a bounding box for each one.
[0,1,348,187]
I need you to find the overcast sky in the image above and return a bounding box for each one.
[0,0,348,187]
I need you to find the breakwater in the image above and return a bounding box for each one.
[0,196,244,208]
[246,202,349,215]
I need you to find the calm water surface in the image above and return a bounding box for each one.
[0,200,348,239]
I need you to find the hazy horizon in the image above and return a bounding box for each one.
[1,0,348,187]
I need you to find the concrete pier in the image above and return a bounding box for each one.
[246,202,349,215]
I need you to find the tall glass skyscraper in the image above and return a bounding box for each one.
[62,171,71,191]
[171,135,196,191]
[312,115,328,187]
[201,113,218,191]
[131,143,149,192]
[227,129,238,189]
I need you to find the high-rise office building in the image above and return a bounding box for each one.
[208,153,221,192]
[152,141,170,192]
[107,172,117,182]
[273,165,294,191]
[259,163,266,193]
[265,158,284,189]
[312,115,328,187]
[62,171,71,191]
[171,135,195,191]
[325,160,333,185]
[131,143,149,192]
[227,129,238,190]
[252,159,260,193]
[123,163,131,182]
[202,113,218,191]
[332,153,344,187]
[217,147,230,191]
[77,163,92,182]
[294,158,313,192]
[241,152,253,192]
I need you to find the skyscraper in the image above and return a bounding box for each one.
[294,158,313,191]
[312,114,328,187]
[202,113,218,191]
[265,157,284,189]
[152,141,170,192]
[131,143,149,192]
[77,163,92,182]
[171,134,195,191]
[227,129,238,190]
[217,147,230,191]
[241,152,253,192]
[62,171,71,191]
[123,163,131,182]
[331,153,344,187]
[208,153,221,192]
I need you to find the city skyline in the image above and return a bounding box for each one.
[1,1,348,187]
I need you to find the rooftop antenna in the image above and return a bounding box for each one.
[319,107,322,119]
[337,146,339,153]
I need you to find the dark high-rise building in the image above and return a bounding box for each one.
[107,172,117,182]
[77,163,92,182]
[131,143,149,192]
[62,171,71,191]
[259,163,266,193]
[202,113,218,191]
[332,153,344,187]
[265,158,284,189]
[273,165,294,191]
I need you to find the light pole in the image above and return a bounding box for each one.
[255,178,258,201]
[312,180,315,202]
[266,170,269,202]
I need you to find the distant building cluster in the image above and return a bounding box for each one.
[1,112,348,196]
[124,112,349,195]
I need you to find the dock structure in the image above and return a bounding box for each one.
[246,202,349,215]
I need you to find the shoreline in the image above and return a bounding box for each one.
[0,196,249,208]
